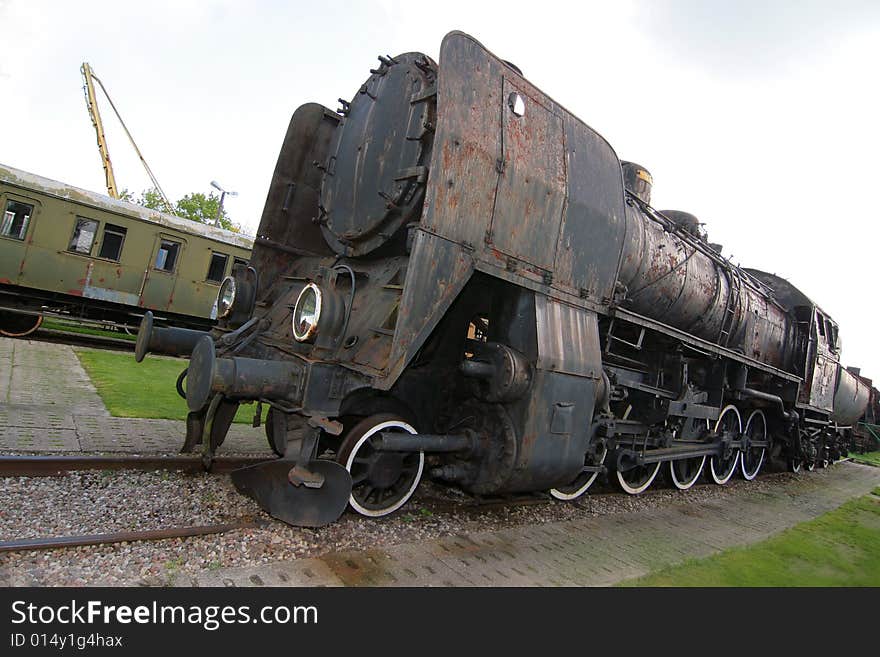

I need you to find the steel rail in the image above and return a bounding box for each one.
[33,328,136,351]
[0,455,273,477]
[0,518,262,553]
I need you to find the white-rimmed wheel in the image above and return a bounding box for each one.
[336,413,424,518]
[669,455,706,490]
[741,409,767,481]
[669,418,709,491]
[551,444,608,500]
[616,453,662,495]
[709,405,741,485]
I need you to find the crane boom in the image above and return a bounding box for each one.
[79,62,175,213]
[81,62,118,198]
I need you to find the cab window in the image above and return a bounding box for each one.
[206,252,228,283]
[827,321,838,351]
[155,239,181,272]
[1,200,34,240]
[98,224,127,261]
[68,217,99,254]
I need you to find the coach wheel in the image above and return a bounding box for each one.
[551,444,608,500]
[0,311,43,337]
[616,453,661,495]
[709,405,741,485]
[741,409,767,481]
[336,414,424,517]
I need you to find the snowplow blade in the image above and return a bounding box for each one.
[231,459,352,528]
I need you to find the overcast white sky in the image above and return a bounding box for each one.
[2,0,878,380]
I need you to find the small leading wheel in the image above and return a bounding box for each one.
[788,456,802,473]
[741,409,767,481]
[0,311,43,337]
[669,455,706,490]
[709,405,741,485]
[551,444,608,500]
[616,456,661,495]
[336,413,424,518]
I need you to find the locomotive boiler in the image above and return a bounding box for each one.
[135,31,870,526]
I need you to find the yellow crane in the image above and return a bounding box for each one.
[80,62,175,213]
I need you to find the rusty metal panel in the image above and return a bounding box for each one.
[422,31,626,308]
[489,78,565,271]
[503,369,598,492]
[380,228,473,388]
[421,33,501,250]
[554,115,627,303]
[534,294,601,379]
[251,103,339,295]
[809,353,837,412]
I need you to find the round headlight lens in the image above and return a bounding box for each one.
[292,283,322,342]
[217,276,236,319]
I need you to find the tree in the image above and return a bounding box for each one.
[121,187,241,233]
[175,192,239,232]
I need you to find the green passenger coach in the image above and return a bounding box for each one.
[0,163,253,336]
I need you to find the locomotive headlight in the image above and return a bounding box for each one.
[216,276,237,319]
[292,283,322,342]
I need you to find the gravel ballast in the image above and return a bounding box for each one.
[0,463,819,587]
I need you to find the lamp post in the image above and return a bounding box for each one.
[210,180,237,227]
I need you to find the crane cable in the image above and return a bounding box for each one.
[82,65,175,215]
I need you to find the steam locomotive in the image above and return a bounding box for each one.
[135,31,870,527]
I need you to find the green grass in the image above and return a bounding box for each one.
[42,318,137,341]
[75,348,261,424]
[620,490,880,586]
[850,451,880,467]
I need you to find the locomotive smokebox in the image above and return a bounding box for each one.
[621,161,653,205]
[318,53,437,256]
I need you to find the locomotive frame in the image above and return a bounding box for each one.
[0,164,253,336]
[136,31,870,527]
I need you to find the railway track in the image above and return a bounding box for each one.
[0,454,270,477]
[0,518,264,554]
[32,327,135,351]
[0,454,271,554]
[0,453,852,556]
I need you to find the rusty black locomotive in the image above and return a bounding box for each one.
[135,31,870,526]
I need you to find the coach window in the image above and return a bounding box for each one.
[68,217,99,254]
[155,239,181,272]
[206,252,228,283]
[98,224,127,261]
[1,200,33,240]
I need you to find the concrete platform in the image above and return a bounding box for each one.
[175,461,880,587]
[0,337,270,455]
